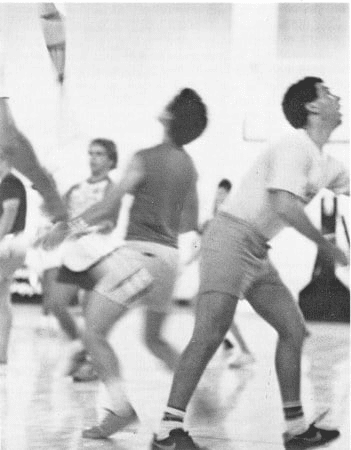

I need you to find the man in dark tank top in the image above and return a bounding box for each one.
[40,88,208,439]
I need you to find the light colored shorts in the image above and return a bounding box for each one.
[0,234,27,281]
[89,240,179,313]
[200,212,288,300]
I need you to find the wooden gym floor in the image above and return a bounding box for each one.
[0,302,349,450]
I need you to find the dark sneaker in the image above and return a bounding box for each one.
[283,424,340,448]
[82,407,138,439]
[151,429,203,450]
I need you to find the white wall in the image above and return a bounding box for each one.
[1,3,234,203]
[0,3,348,294]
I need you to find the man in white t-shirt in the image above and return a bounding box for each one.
[151,77,349,449]
[44,138,118,381]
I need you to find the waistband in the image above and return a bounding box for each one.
[216,211,270,247]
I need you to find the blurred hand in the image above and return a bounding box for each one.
[319,240,349,268]
[35,221,70,250]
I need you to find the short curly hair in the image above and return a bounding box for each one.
[90,138,118,169]
[282,77,323,129]
[166,88,208,146]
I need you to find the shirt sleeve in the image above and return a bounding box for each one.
[266,141,310,200]
[326,156,349,195]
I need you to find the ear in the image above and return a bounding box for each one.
[305,100,319,115]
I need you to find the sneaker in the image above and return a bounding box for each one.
[283,418,340,449]
[82,408,138,439]
[151,429,203,450]
[72,360,99,382]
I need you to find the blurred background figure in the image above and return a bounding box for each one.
[38,138,118,382]
[0,151,27,366]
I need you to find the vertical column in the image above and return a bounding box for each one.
[231,4,280,140]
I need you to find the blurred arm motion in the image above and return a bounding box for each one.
[0,97,67,222]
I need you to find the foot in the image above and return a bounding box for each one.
[283,423,340,448]
[151,429,204,450]
[72,360,98,382]
[227,352,255,368]
[82,408,138,439]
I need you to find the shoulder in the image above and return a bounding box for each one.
[267,130,314,163]
[134,144,162,158]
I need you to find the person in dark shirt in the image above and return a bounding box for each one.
[0,151,27,364]
[41,88,208,440]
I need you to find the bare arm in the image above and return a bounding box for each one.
[0,198,20,241]
[0,97,67,221]
[269,189,348,266]
[179,177,199,234]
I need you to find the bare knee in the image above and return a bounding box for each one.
[277,321,306,350]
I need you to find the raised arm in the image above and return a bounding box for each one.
[0,97,67,221]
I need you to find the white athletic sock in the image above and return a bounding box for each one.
[157,407,186,440]
[105,379,134,417]
[284,401,308,435]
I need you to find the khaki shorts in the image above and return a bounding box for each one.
[200,212,287,300]
[89,240,179,313]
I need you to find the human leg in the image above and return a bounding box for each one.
[225,320,255,368]
[81,250,153,438]
[0,237,26,363]
[144,309,179,371]
[247,263,339,446]
[0,277,13,363]
[46,268,80,340]
[82,289,137,438]
[154,291,237,444]
[128,241,180,371]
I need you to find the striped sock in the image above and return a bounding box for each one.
[283,401,308,435]
[157,407,186,440]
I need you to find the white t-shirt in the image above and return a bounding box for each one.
[222,129,349,240]
[66,177,111,218]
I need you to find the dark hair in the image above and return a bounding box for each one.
[166,88,208,146]
[90,138,118,169]
[218,178,232,191]
[282,77,323,129]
